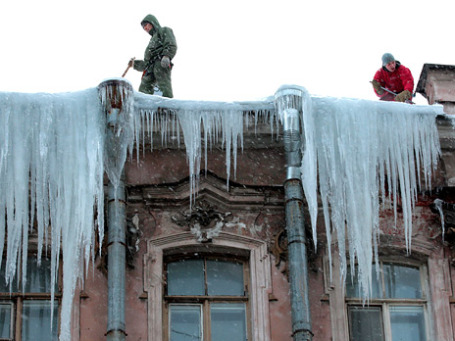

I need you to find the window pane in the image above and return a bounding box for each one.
[0,257,56,293]
[346,265,381,298]
[22,301,58,341]
[25,258,57,293]
[383,264,422,299]
[169,305,202,341]
[0,303,12,338]
[390,306,425,341]
[167,260,204,296]
[207,260,244,296]
[348,306,384,341]
[211,303,247,341]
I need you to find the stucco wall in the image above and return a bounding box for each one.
[72,125,455,340]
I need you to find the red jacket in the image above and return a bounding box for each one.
[373,62,414,101]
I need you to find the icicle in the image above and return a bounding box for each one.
[433,199,445,240]
[177,108,245,201]
[133,94,276,201]
[134,95,275,206]
[99,82,135,190]
[0,89,105,341]
[299,90,319,249]
[300,97,442,299]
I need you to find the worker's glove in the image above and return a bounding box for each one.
[161,56,171,68]
[395,90,411,102]
[371,80,384,95]
[128,58,135,68]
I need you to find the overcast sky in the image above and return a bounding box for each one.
[0,0,453,104]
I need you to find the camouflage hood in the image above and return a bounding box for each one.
[141,14,161,36]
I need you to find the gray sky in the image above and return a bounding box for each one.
[0,0,453,104]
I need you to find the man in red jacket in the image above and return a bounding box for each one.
[371,53,414,102]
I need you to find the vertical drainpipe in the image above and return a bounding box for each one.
[275,86,313,341]
[106,178,127,341]
[98,79,132,341]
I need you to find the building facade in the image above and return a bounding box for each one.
[1,67,455,340]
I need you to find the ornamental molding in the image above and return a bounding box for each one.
[143,231,272,341]
[127,170,284,211]
[171,199,234,242]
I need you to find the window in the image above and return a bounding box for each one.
[164,255,250,341]
[346,262,428,341]
[0,256,59,341]
[144,232,271,341]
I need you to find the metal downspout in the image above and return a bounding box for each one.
[106,178,127,340]
[276,87,313,341]
[98,79,133,341]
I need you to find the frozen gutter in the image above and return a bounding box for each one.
[133,90,276,113]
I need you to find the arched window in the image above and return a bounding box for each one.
[144,232,272,341]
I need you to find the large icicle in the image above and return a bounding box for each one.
[300,97,442,298]
[176,109,244,202]
[133,93,276,202]
[99,80,135,190]
[0,90,105,341]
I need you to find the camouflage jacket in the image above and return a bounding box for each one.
[134,14,177,73]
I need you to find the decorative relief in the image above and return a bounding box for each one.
[431,199,455,238]
[430,199,455,266]
[171,199,232,242]
[271,229,288,276]
[430,199,455,235]
[126,213,143,268]
[270,224,319,280]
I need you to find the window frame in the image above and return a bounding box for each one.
[144,231,272,341]
[163,254,251,341]
[0,253,62,341]
[344,259,431,341]
[325,238,455,341]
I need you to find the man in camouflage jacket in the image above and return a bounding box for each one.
[129,14,177,98]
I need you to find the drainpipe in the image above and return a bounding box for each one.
[98,79,133,341]
[106,178,127,340]
[276,86,313,341]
